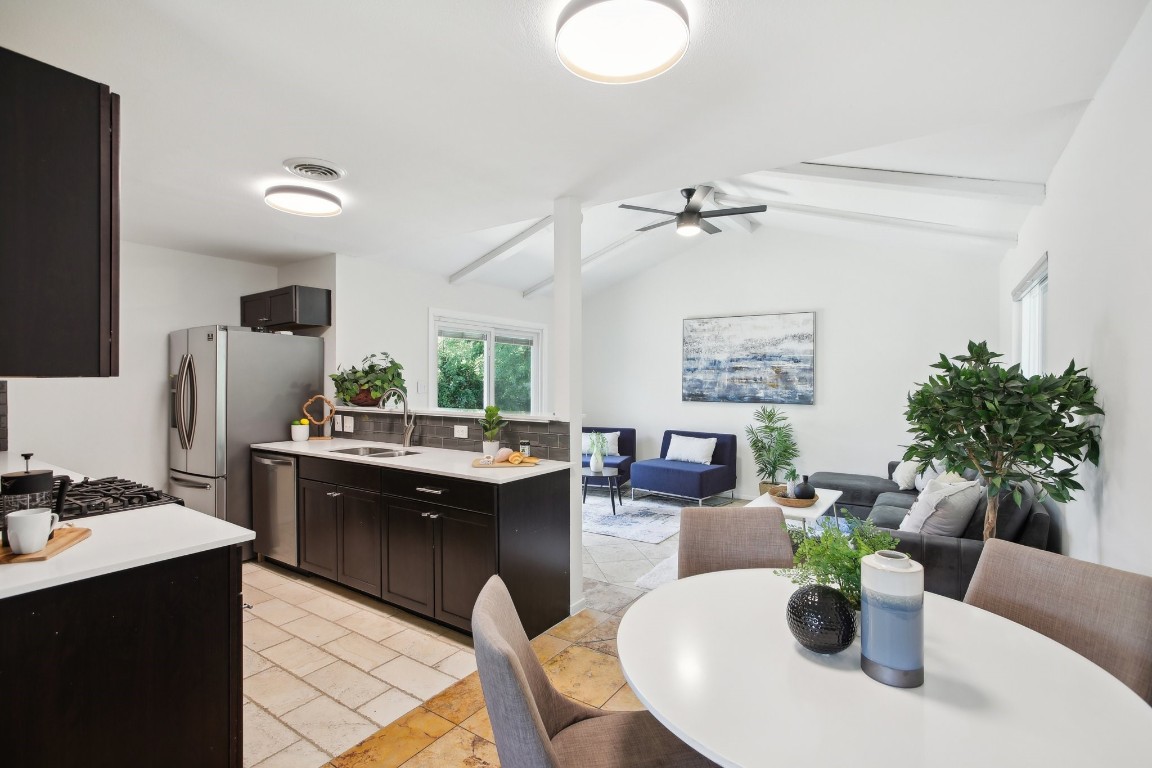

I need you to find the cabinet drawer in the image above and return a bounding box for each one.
[299,457,381,492]
[382,469,495,514]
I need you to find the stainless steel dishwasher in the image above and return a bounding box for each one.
[251,451,298,566]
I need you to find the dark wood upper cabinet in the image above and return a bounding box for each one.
[0,46,119,377]
[240,285,331,330]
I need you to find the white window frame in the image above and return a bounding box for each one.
[1012,253,1048,377]
[428,309,546,415]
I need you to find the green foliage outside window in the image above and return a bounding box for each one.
[436,335,533,413]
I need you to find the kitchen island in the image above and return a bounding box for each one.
[251,438,571,637]
[0,499,253,768]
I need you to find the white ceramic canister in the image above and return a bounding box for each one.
[860,549,924,688]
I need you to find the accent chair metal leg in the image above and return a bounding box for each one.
[582,479,587,503]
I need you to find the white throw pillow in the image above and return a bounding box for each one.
[581,431,620,456]
[665,434,716,465]
[899,478,982,536]
[892,460,920,490]
[913,461,942,491]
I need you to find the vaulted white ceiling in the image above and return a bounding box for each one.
[2,0,1146,287]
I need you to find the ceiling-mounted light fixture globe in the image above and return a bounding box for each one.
[264,185,342,217]
[676,211,701,236]
[556,0,690,84]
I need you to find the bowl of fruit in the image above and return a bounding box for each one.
[290,419,310,442]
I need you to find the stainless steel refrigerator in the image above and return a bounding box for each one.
[168,326,323,543]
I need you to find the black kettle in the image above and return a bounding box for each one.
[1,453,71,546]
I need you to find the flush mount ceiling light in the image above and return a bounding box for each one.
[264,185,342,217]
[556,0,690,84]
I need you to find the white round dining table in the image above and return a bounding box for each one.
[616,569,1152,768]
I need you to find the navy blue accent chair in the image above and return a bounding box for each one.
[630,430,738,503]
[581,427,636,488]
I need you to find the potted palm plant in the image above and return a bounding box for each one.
[745,406,800,494]
[478,405,508,455]
[330,353,406,407]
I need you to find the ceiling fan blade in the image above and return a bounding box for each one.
[684,185,713,213]
[700,220,722,235]
[636,219,675,232]
[700,204,768,218]
[619,204,677,215]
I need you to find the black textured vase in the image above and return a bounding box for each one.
[793,475,816,500]
[786,585,857,654]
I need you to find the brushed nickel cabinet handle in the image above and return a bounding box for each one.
[415,486,445,495]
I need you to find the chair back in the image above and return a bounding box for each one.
[582,427,636,458]
[679,506,794,579]
[472,576,591,768]
[965,539,1152,703]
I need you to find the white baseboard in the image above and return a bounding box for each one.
[569,596,587,615]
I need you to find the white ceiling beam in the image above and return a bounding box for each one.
[521,227,652,298]
[756,199,1018,247]
[705,188,758,234]
[449,215,553,284]
[758,162,1046,205]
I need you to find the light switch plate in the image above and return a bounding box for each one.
[453,425,469,439]
[344,416,354,432]
[333,415,344,432]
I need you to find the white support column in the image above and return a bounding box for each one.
[552,196,585,613]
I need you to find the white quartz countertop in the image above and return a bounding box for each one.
[250,438,571,484]
[0,504,254,599]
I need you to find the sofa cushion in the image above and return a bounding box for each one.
[874,491,916,510]
[900,478,982,537]
[869,504,911,529]
[807,471,899,509]
[631,459,731,499]
[581,455,632,471]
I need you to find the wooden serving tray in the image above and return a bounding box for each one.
[471,458,542,468]
[769,493,820,508]
[0,526,91,564]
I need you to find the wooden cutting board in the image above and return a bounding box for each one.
[0,526,91,563]
[471,458,542,468]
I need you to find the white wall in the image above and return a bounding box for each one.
[7,242,276,486]
[999,4,1152,574]
[329,254,552,410]
[583,226,1000,501]
[277,254,338,398]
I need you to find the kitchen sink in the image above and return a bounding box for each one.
[328,446,419,458]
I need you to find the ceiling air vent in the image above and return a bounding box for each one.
[283,157,346,182]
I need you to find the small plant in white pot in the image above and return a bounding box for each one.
[478,405,508,455]
[588,431,608,472]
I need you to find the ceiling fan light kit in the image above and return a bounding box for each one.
[555,0,690,84]
[676,211,701,236]
[620,186,768,236]
[264,185,343,217]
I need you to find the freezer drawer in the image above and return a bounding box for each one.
[169,470,227,519]
[251,452,298,566]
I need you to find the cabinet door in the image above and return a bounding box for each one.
[299,479,338,579]
[240,293,270,327]
[266,288,296,326]
[382,501,435,614]
[339,488,382,597]
[435,508,497,631]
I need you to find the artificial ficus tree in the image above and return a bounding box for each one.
[903,341,1102,540]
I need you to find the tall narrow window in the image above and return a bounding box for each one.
[432,313,543,414]
[1013,254,1048,377]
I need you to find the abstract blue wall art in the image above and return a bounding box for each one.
[682,312,815,404]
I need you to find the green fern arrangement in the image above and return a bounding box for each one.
[777,515,898,610]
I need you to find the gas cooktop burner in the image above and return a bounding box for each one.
[52,476,184,520]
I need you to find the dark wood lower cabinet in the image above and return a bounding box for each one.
[435,506,498,630]
[339,487,383,597]
[382,500,436,614]
[299,478,339,580]
[0,546,242,768]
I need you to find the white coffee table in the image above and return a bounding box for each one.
[746,487,843,530]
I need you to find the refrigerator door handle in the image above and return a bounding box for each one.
[186,353,199,448]
[175,354,191,450]
[170,475,212,490]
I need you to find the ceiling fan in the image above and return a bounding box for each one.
[619,186,768,236]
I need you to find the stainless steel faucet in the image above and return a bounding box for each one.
[382,387,415,447]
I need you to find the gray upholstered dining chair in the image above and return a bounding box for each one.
[473,576,717,768]
[965,539,1152,703]
[678,505,794,579]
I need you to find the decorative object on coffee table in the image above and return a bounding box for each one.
[745,406,800,494]
[904,340,1102,540]
[478,404,508,455]
[330,352,406,407]
[588,431,607,472]
[793,474,816,500]
[785,467,799,498]
[860,550,925,688]
[786,584,857,653]
[777,517,898,610]
[769,492,819,509]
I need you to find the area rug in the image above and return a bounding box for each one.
[582,491,737,544]
[634,553,678,590]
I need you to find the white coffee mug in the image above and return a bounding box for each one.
[6,508,59,554]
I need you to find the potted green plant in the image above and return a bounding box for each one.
[778,516,898,611]
[330,352,406,407]
[745,406,800,495]
[478,405,508,455]
[587,431,608,472]
[903,341,1102,540]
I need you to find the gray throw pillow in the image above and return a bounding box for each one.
[900,478,982,536]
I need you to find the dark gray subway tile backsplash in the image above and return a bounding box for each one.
[334,410,571,460]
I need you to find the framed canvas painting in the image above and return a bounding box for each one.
[682,312,815,404]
